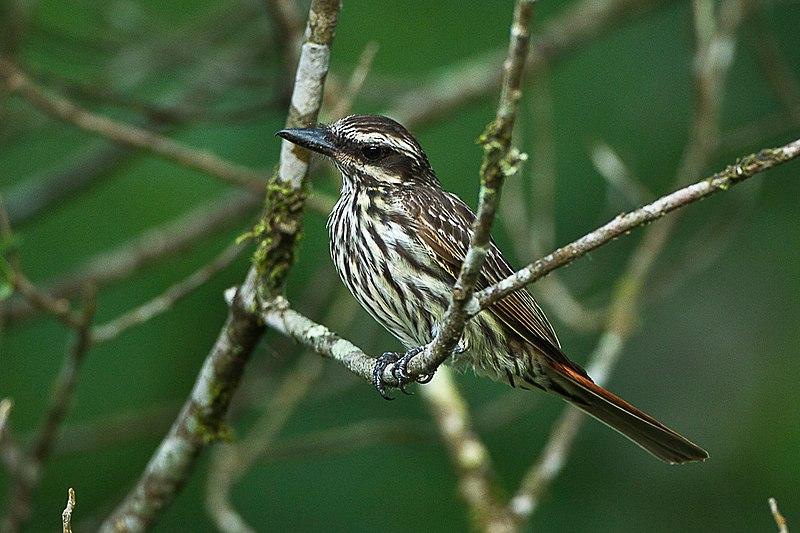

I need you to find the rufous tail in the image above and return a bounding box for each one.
[542,362,708,464]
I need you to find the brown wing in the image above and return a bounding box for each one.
[402,186,585,374]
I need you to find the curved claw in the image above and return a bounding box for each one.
[395,346,423,387]
[373,351,401,400]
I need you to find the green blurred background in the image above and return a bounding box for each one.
[1,0,798,531]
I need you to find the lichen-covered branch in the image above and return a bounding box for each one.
[261,296,375,381]
[251,0,341,297]
[99,270,264,532]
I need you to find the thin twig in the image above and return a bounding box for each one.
[327,41,379,120]
[1,189,260,323]
[769,497,789,533]
[91,240,246,344]
[0,59,267,192]
[1,285,96,533]
[474,137,799,316]
[0,195,80,328]
[589,140,653,207]
[62,488,75,533]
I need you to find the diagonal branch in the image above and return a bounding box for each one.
[474,138,800,317]
[0,58,267,192]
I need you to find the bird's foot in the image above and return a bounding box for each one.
[372,346,430,400]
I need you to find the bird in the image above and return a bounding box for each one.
[277,114,708,464]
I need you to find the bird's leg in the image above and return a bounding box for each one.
[373,347,422,399]
[373,343,467,399]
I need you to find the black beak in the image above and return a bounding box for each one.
[276,126,336,157]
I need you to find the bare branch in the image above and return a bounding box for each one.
[91,240,246,344]
[327,41,379,120]
[1,190,259,323]
[475,138,800,316]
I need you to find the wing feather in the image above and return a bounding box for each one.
[401,186,585,374]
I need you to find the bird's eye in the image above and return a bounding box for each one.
[361,145,384,161]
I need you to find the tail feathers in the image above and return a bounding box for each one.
[543,363,708,464]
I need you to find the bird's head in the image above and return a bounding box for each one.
[277,114,439,190]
